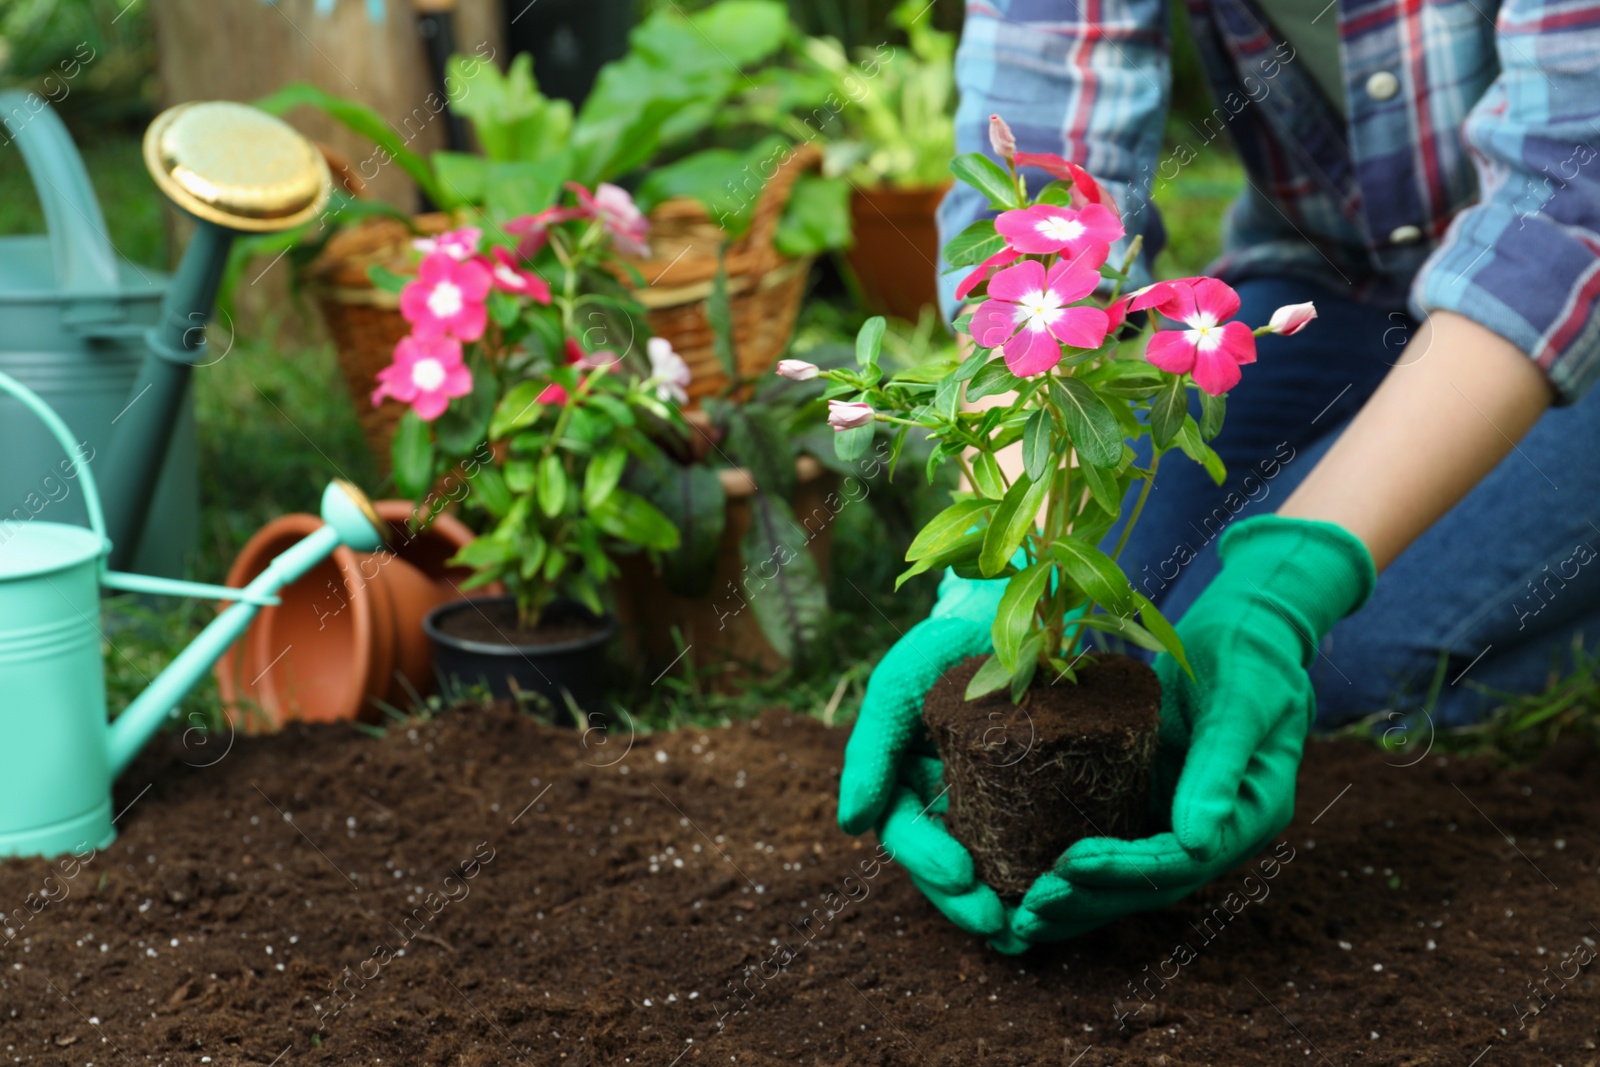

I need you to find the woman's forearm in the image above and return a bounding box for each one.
[1277,310,1553,571]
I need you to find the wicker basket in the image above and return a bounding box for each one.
[306,144,822,469]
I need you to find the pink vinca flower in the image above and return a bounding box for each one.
[413,226,482,261]
[536,382,569,405]
[1267,301,1317,336]
[776,358,819,381]
[485,246,552,303]
[400,251,492,341]
[504,206,579,259]
[970,259,1110,377]
[372,333,473,420]
[954,247,1020,302]
[1131,278,1257,396]
[995,203,1123,264]
[571,182,650,258]
[828,400,874,431]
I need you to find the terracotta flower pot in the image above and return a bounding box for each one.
[215,501,483,731]
[845,182,950,322]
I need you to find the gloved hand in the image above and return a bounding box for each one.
[838,569,1009,936]
[996,515,1375,953]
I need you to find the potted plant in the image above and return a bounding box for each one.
[813,117,1316,896]
[370,180,687,712]
[799,0,956,321]
[230,2,855,466]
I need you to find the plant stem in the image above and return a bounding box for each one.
[1111,449,1160,564]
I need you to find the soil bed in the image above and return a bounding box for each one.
[2,704,1598,1065]
[924,654,1162,897]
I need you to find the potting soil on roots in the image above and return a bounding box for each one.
[2,704,1598,1065]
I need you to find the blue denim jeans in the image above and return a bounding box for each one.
[1107,277,1600,728]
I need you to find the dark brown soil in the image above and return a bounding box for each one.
[924,655,1162,897]
[435,597,607,647]
[3,705,1599,1066]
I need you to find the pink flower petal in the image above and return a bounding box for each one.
[1191,347,1243,396]
[954,247,1020,301]
[970,300,1018,349]
[1063,161,1104,206]
[1145,330,1198,375]
[1013,151,1074,182]
[1190,277,1241,323]
[987,259,1047,302]
[1044,258,1101,304]
[1003,324,1064,377]
[1075,202,1125,244]
[411,390,452,421]
[994,209,1052,254]
[1216,319,1257,365]
[1048,305,1111,350]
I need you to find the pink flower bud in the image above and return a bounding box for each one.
[989,114,1017,161]
[1267,301,1317,336]
[776,359,820,381]
[827,400,875,431]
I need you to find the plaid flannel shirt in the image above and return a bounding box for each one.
[939,0,1600,402]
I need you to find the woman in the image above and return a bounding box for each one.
[837,0,1600,951]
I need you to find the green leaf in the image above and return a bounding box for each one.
[390,412,435,499]
[1010,631,1044,701]
[722,404,796,502]
[485,159,565,223]
[969,452,1005,499]
[966,358,1020,402]
[942,219,1007,268]
[896,529,985,591]
[1049,538,1134,614]
[949,152,1022,210]
[537,453,568,518]
[741,494,827,662]
[1199,390,1226,442]
[466,462,512,518]
[1049,377,1122,468]
[1022,409,1054,482]
[856,316,887,368]
[993,561,1052,671]
[965,654,1013,700]
[980,474,1046,577]
[583,445,629,511]
[1151,374,1187,450]
[952,346,989,382]
[488,290,521,328]
[624,453,726,596]
[907,498,994,561]
[1134,592,1191,677]
[491,380,551,438]
[687,0,790,65]
[367,264,410,295]
[1078,460,1122,518]
[504,459,536,493]
[450,536,515,571]
[1076,614,1165,654]
[774,173,852,256]
[708,249,737,380]
[430,151,487,208]
[594,487,680,550]
[1175,416,1227,485]
[433,368,497,456]
[834,422,873,463]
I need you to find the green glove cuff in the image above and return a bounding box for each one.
[1214,515,1375,645]
[930,567,1011,625]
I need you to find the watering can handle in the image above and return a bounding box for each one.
[0,92,123,316]
[0,369,107,544]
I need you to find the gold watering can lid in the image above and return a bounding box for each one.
[143,101,330,232]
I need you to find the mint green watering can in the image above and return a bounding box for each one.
[0,369,386,860]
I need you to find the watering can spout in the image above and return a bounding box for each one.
[105,481,385,778]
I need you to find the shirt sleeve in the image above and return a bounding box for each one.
[1410,0,1600,404]
[937,0,1174,320]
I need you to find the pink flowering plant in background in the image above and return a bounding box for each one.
[369,183,688,628]
[806,115,1315,699]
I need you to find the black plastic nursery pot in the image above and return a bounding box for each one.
[423,595,616,715]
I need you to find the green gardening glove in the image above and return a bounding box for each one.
[838,569,1010,937]
[996,516,1375,953]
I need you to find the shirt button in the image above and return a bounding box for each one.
[1366,71,1400,101]
[1389,224,1422,245]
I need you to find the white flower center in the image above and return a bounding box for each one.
[427,281,463,319]
[1011,289,1065,333]
[494,265,522,289]
[411,358,446,391]
[1039,216,1086,242]
[1184,311,1222,352]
